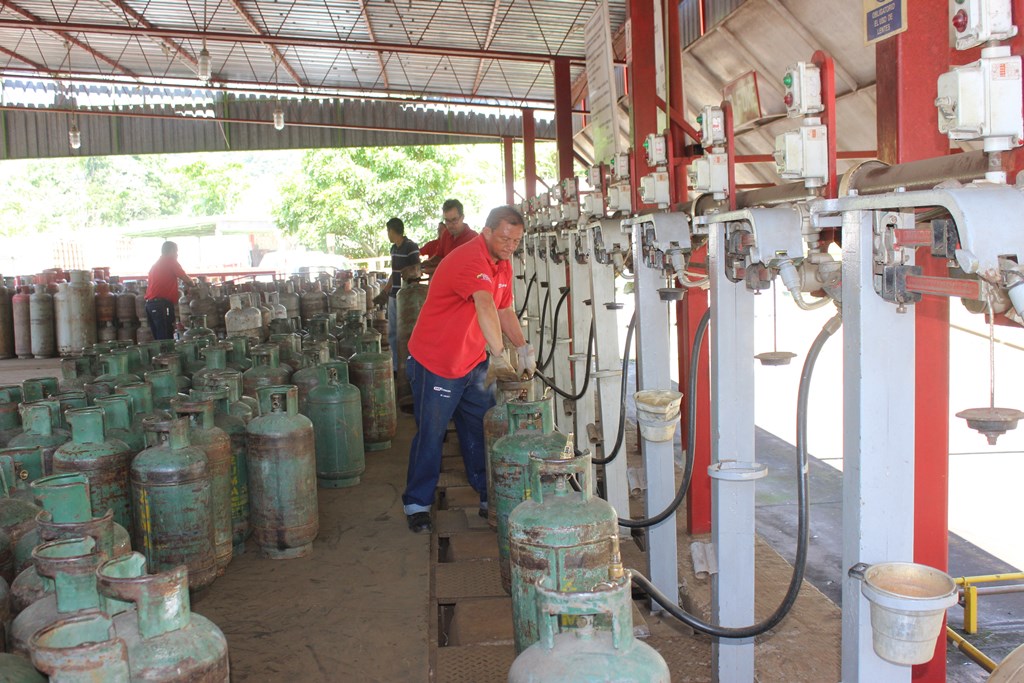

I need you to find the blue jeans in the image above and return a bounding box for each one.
[145,298,176,340]
[402,354,495,514]
[388,297,398,369]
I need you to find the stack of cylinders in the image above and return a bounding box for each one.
[13,285,32,360]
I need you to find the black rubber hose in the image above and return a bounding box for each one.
[538,287,571,372]
[630,311,842,639]
[536,287,551,365]
[516,273,537,319]
[534,316,594,401]
[591,311,636,466]
[618,307,710,528]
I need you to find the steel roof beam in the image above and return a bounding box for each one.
[0,2,138,77]
[0,18,585,65]
[471,0,503,95]
[105,0,197,68]
[225,0,304,86]
[0,45,51,72]
[354,0,389,89]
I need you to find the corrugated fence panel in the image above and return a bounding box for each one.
[679,0,703,49]
[705,0,747,30]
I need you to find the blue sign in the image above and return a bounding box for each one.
[864,0,908,45]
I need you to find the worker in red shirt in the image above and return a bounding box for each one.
[420,199,478,274]
[403,205,536,533]
[144,241,195,340]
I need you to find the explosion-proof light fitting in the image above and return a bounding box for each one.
[68,122,81,150]
[198,46,212,82]
[273,107,285,131]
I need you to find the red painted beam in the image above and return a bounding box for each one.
[0,45,51,73]
[554,57,574,183]
[106,0,197,67]
[811,51,838,199]
[628,0,658,212]
[0,18,580,66]
[876,1,951,680]
[523,108,537,199]
[503,136,516,205]
[226,0,304,87]
[681,248,712,535]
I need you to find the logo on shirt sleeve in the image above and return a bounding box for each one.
[475,273,492,282]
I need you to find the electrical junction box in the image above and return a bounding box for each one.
[639,172,671,207]
[698,105,726,147]
[582,193,604,218]
[607,183,632,214]
[782,62,823,117]
[950,0,1017,51]
[561,177,579,201]
[773,122,829,187]
[643,134,668,166]
[612,153,631,180]
[936,47,1023,152]
[586,165,603,188]
[688,153,729,197]
[548,204,564,225]
[562,199,580,223]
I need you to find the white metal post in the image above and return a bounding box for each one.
[587,219,631,526]
[631,217,678,611]
[708,220,757,683]
[525,233,543,351]
[569,226,596,449]
[840,208,915,683]
[547,230,573,431]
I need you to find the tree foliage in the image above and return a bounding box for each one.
[273,146,459,258]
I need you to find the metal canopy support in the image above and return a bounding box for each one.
[503,137,515,205]
[876,3,952,679]
[630,217,678,613]
[707,220,757,682]
[840,208,915,683]
[523,108,537,200]
[554,57,575,183]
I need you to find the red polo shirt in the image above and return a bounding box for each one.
[145,254,190,302]
[434,225,478,261]
[409,234,513,379]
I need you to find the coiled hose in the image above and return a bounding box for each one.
[630,310,842,638]
[534,316,595,401]
[538,287,572,372]
[617,307,709,528]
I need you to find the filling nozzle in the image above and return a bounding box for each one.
[778,259,832,311]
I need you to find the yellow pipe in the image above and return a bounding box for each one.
[947,627,997,673]
[955,572,1024,586]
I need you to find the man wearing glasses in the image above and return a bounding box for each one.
[421,199,478,275]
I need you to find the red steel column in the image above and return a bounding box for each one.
[503,136,515,205]
[681,248,712,534]
[554,57,575,183]
[876,2,950,680]
[523,108,537,199]
[629,0,657,212]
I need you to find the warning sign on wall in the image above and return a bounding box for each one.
[863,0,908,45]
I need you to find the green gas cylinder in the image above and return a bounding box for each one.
[507,550,669,683]
[0,528,11,584]
[190,386,250,553]
[52,407,132,533]
[152,352,191,392]
[52,391,87,430]
[91,352,141,396]
[10,402,70,475]
[182,314,216,345]
[97,553,230,681]
[10,536,105,655]
[59,357,95,393]
[492,398,564,593]
[172,399,233,573]
[0,464,42,576]
[246,386,318,559]
[191,343,231,391]
[395,280,429,411]
[224,336,253,372]
[0,387,22,447]
[115,381,170,436]
[175,340,208,378]
[348,338,396,451]
[11,473,130,613]
[0,652,46,682]
[307,362,365,488]
[200,369,256,424]
[484,380,533,530]
[242,346,293,399]
[29,612,130,682]
[270,332,305,372]
[293,347,330,416]
[0,446,46,494]
[509,449,618,653]
[93,395,144,453]
[144,369,188,412]
[132,418,217,591]
[21,376,59,402]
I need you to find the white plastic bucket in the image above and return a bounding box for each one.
[634,390,683,443]
[860,562,957,666]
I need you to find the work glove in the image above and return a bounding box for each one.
[485,352,519,387]
[516,343,537,379]
[373,291,389,307]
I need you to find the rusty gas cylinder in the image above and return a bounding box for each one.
[348,337,396,451]
[246,385,318,559]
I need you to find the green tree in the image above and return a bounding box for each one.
[273,146,459,257]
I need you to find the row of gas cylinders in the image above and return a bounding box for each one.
[0,473,229,681]
[0,269,394,360]
[484,385,669,682]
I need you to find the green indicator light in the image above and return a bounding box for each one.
[696,114,703,125]
[783,72,793,88]
[955,0,965,4]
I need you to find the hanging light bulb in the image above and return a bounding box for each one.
[198,43,212,82]
[273,106,285,131]
[68,121,81,150]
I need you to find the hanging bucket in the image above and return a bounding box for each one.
[857,562,957,666]
[633,390,682,443]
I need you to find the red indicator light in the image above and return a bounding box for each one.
[952,9,968,33]
[784,92,794,107]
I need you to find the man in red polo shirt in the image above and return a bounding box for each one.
[421,199,478,274]
[403,205,536,533]
[144,241,195,340]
